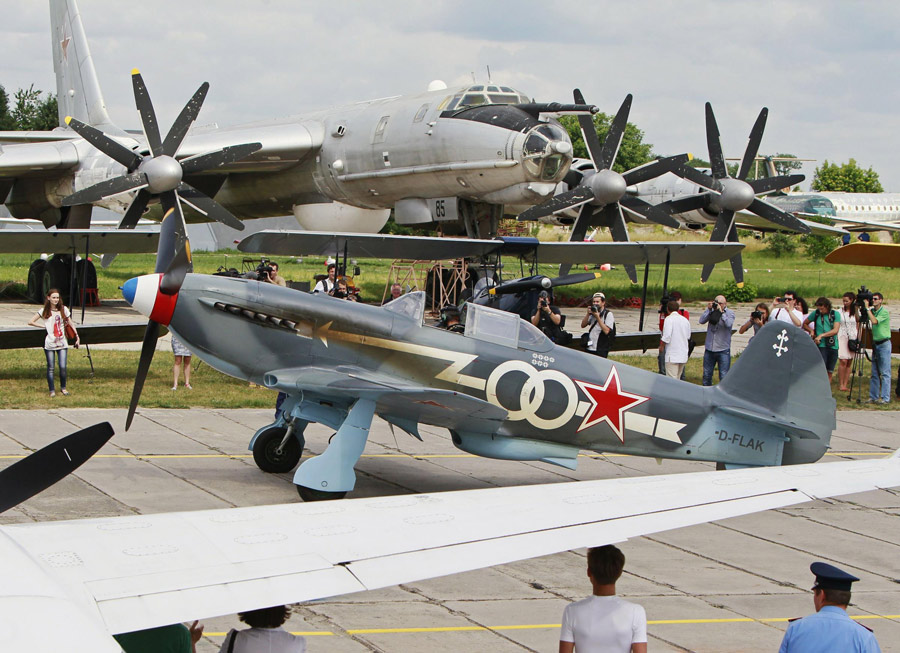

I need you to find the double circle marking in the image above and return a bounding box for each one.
[485,360,578,430]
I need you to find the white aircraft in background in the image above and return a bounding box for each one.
[0,422,898,650]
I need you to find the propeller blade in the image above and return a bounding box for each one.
[573,89,603,170]
[61,172,148,206]
[661,191,713,214]
[597,94,633,171]
[622,154,690,186]
[155,203,190,276]
[620,195,681,229]
[517,185,594,221]
[676,164,723,193]
[559,203,595,276]
[176,182,245,230]
[747,174,805,195]
[601,204,638,283]
[491,277,551,295]
[0,422,115,513]
[748,197,811,233]
[65,117,143,170]
[160,82,210,157]
[549,271,602,287]
[126,320,161,430]
[737,108,768,181]
[118,188,152,229]
[700,209,735,283]
[727,222,744,286]
[180,142,263,175]
[131,69,162,156]
[705,103,728,179]
[160,203,192,295]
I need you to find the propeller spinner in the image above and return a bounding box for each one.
[62,70,261,231]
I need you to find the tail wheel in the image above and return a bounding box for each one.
[252,426,303,473]
[296,485,347,502]
[27,260,47,303]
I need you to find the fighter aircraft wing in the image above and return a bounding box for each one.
[2,451,897,645]
[0,228,160,254]
[265,364,506,433]
[0,323,164,350]
[828,215,900,233]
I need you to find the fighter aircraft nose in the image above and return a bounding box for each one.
[121,273,178,325]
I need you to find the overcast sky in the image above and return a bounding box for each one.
[3,0,899,191]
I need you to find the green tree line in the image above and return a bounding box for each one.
[0,84,58,131]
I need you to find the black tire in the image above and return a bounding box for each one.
[252,427,303,473]
[42,255,72,304]
[27,259,46,303]
[296,485,347,502]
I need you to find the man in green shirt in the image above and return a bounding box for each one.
[865,292,891,403]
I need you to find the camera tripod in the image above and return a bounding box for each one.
[848,316,871,403]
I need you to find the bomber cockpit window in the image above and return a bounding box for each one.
[446,85,532,111]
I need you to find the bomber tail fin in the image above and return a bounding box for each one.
[50,0,122,133]
[715,322,835,455]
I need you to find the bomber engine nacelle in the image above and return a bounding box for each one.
[292,202,390,233]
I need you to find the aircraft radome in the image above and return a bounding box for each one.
[125,204,835,501]
[1,413,898,650]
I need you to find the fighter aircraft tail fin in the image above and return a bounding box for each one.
[50,0,122,133]
[716,322,835,446]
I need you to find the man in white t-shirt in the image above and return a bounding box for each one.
[313,263,336,294]
[559,545,648,653]
[660,299,691,380]
[771,290,803,327]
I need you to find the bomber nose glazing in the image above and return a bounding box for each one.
[522,123,572,182]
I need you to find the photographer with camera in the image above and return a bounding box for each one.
[532,290,564,344]
[581,292,615,358]
[771,291,803,327]
[656,291,689,375]
[699,295,735,386]
[738,303,770,339]
[313,263,337,294]
[265,261,286,286]
[331,278,358,302]
[862,290,891,403]
[802,297,841,382]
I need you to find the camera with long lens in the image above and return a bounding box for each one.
[856,286,874,322]
[255,259,274,281]
[658,295,670,314]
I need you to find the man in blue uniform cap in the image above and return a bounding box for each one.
[779,562,881,652]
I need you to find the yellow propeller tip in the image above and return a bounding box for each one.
[131,68,140,75]
[488,288,496,295]
[736,282,745,288]
[594,272,602,279]
[64,116,72,125]
[687,152,694,161]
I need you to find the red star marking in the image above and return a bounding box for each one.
[575,367,649,442]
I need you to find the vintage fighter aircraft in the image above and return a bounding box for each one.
[2,415,898,650]
[124,208,834,501]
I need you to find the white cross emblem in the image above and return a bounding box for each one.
[773,329,790,357]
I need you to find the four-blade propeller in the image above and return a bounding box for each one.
[518,91,690,283]
[662,103,808,285]
[62,70,261,231]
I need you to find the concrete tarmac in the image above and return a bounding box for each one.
[1,408,897,652]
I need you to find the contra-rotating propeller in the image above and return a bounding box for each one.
[123,202,193,429]
[518,90,690,283]
[661,103,808,286]
[62,69,262,231]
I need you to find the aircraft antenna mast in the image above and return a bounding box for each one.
[486,65,491,83]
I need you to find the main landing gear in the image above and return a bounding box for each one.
[250,397,377,502]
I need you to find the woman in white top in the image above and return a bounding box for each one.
[837,292,859,392]
[27,288,79,397]
[219,605,306,653]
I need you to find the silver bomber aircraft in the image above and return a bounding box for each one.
[1,0,615,242]
[123,208,835,501]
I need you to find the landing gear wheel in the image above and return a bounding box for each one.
[296,485,347,502]
[27,260,47,303]
[252,427,302,473]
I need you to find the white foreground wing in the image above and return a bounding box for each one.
[2,454,897,646]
